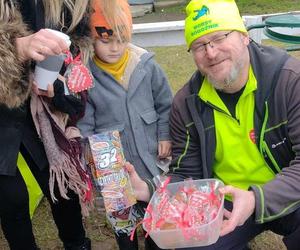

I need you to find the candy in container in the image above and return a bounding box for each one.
[143,178,224,249]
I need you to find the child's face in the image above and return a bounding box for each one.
[94,36,128,64]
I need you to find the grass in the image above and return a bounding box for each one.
[236,0,300,15]
[152,0,300,15]
[148,45,196,93]
[154,0,189,14]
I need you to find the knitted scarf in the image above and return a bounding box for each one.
[31,93,92,216]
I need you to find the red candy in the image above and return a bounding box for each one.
[143,179,223,240]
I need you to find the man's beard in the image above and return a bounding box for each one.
[207,60,244,91]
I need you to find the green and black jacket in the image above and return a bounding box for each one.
[168,41,300,224]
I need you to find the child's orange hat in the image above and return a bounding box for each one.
[90,0,132,41]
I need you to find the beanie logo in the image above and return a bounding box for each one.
[193,5,210,21]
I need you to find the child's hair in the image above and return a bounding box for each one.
[43,0,90,33]
[91,0,132,42]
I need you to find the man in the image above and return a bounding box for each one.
[127,0,300,249]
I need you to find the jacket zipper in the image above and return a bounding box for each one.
[259,102,281,174]
[206,101,240,124]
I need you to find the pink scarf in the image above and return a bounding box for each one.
[30,93,92,216]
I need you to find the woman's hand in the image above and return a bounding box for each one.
[32,81,54,97]
[32,74,67,98]
[16,29,69,62]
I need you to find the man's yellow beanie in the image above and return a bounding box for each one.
[185,0,247,49]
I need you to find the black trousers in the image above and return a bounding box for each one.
[0,146,86,250]
[115,231,162,250]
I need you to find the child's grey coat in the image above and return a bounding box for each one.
[78,44,173,179]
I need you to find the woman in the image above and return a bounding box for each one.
[0,0,119,249]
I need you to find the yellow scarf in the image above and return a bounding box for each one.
[93,49,129,82]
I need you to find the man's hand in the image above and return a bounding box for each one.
[219,185,255,236]
[158,140,172,158]
[124,162,151,202]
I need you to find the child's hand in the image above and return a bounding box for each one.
[158,140,172,158]
[124,162,150,202]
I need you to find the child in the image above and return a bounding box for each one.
[77,0,173,249]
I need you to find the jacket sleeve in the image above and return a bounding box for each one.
[0,1,32,109]
[77,92,96,138]
[150,61,173,141]
[250,58,300,223]
[52,79,86,119]
[168,92,204,182]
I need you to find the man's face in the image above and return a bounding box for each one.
[190,31,250,91]
[94,36,128,64]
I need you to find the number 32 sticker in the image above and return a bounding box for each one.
[99,148,117,169]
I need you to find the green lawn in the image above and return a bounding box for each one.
[237,0,300,15]
[149,45,196,93]
[154,0,300,15]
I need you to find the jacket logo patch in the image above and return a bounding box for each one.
[272,138,286,149]
[249,129,256,144]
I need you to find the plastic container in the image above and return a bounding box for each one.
[143,179,224,249]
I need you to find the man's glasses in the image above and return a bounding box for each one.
[189,31,235,54]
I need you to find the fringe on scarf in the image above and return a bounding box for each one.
[36,96,92,216]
